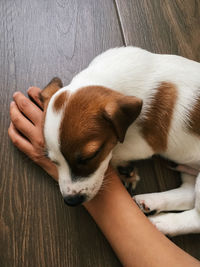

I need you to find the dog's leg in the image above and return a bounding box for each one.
[117,161,140,195]
[134,173,196,214]
[149,208,200,236]
[149,174,200,236]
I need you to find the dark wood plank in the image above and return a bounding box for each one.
[0,0,123,266]
[115,0,200,260]
[115,0,200,60]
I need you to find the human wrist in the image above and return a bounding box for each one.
[83,165,120,210]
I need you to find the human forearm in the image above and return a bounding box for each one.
[84,167,199,267]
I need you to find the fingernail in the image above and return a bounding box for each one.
[10,101,15,106]
[13,92,19,98]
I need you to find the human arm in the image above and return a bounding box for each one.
[8,87,200,267]
[84,166,199,267]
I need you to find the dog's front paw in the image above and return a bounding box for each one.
[117,162,140,195]
[149,213,178,236]
[134,194,159,215]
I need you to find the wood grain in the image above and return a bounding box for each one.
[115,0,200,260]
[0,0,123,266]
[115,0,200,60]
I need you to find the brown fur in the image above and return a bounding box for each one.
[139,82,177,153]
[40,77,63,110]
[188,94,200,135]
[59,86,142,177]
[53,91,67,112]
[83,141,103,157]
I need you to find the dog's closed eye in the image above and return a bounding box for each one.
[77,144,104,165]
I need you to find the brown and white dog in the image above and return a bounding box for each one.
[40,47,200,236]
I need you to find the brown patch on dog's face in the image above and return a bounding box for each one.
[59,86,142,178]
[139,82,177,153]
[83,140,103,156]
[53,91,68,112]
[40,77,63,110]
[188,94,200,135]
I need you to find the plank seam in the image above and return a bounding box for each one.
[113,0,127,46]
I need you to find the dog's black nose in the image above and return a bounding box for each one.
[63,194,86,206]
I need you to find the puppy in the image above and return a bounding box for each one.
[40,47,200,236]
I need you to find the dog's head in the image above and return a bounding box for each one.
[40,78,142,206]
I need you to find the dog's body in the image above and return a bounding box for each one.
[42,47,200,236]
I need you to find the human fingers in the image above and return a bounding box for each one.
[10,101,36,141]
[27,87,43,109]
[8,122,58,180]
[38,157,59,181]
[8,122,37,159]
[13,92,43,125]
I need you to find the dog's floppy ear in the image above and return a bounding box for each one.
[40,77,63,109]
[103,96,142,143]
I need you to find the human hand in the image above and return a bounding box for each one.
[8,87,58,181]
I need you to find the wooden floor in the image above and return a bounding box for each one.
[0,0,200,266]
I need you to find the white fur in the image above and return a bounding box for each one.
[45,47,200,235]
[134,173,196,213]
[58,153,112,201]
